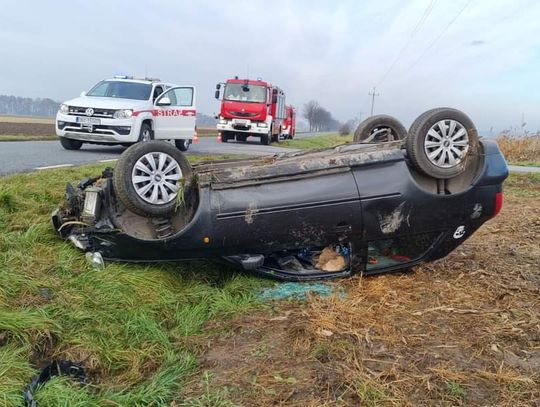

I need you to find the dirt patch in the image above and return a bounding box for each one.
[0,121,55,136]
[183,192,540,406]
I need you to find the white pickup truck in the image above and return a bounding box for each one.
[56,76,197,151]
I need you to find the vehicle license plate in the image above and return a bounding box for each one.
[77,117,101,125]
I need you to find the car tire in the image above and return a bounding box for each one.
[406,108,479,179]
[353,115,407,143]
[59,137,83,150]
[113,141,193,217]
[138,123,153,142]
[175,139,190,151]
[260,134,270,145]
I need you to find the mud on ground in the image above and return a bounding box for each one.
[183,182,540,406]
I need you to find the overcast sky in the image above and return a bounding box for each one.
[1,0,539,132]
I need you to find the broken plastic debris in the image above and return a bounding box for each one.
[85,252,104,269]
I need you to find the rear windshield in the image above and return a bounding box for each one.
[87,81,152,100]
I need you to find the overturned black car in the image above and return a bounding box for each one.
[52,108,508,280]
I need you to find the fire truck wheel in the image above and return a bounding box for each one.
[113,141,193,217]
[353,115,407,143]
[221,132,229,142]
[260,134,270,145]
[406,108,479,179]
[236,135,247,142]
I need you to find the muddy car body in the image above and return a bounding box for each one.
[52,109,508,280]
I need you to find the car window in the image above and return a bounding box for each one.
[153,86,164,101]
[87,81,152,100]
[159,88,193,106]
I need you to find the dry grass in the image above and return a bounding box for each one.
[184,176,540,406]
[496,134,540,166]
[0,115,54,124]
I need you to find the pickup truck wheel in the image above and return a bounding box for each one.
[406,108,479,179]
[353,115,407,143]
[59,137,83,150]
[113,141,193,217]
[175,139,190,151]
[138,123,153,142]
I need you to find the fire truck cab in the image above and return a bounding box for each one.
[215,77,287,145]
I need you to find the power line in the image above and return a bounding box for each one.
[375,0,437,88]
[369,87,380,117]
[406,0,473,72]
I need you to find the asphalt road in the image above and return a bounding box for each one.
[0,137,298,175]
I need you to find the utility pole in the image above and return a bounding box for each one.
[368,87,379,117]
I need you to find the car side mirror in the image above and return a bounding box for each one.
[214,90,220,99]
[216,83,221,90]
[156,97,171,106]
[80,91,87,97]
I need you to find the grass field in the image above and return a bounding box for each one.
[0,157,267,406]
[0,137,539,405]
[0,115,54,124]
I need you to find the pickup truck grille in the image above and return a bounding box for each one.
[67,106,116,118]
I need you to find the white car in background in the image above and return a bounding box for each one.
[56,76,197,151]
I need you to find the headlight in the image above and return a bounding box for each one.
[60,104,69,114]
[257,123,268,128]
[113,109,133,119]
[219,119,227,124]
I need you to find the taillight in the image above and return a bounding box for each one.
[493,192,503,217]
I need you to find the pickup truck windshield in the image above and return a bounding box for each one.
[224,84,266,103]
[87,81,152,100]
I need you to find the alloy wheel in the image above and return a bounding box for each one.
[131,152,182,204]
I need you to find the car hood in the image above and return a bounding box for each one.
[62,96,149,110]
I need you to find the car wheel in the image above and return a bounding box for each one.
[138,123,153,142]
[260,134,270,145]
[406,108,479,179]
[59,137,83,150]
[113,141,193,217]
[353,115,407,143]
[175,139,190,151]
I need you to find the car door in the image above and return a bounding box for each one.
[153,87,196,140]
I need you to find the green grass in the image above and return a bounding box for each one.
[505,173,540,197]
[275,133,351,149]
[0,159,266,406]
[509,160,540,167]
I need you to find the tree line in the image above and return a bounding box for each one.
[0,95,60,117]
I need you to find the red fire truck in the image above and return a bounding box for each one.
[215,77,291,145]
[282,105,296,139]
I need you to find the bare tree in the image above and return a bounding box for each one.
[302,100,320,132]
